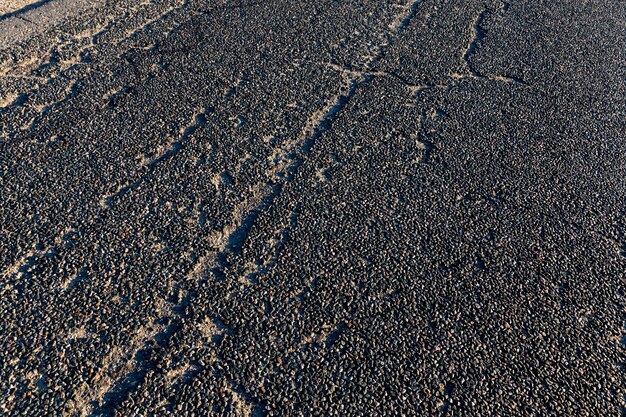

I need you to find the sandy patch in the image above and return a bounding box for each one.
[0,0,40,15]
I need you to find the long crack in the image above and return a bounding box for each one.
[81,1,430,414]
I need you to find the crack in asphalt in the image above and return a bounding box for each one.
[416,109,435,164]
[244,203,302,285]
[0,0,199,284]
[456,4,526,85]
[79,1,429,414]
[0,0,187,114]
[3,1,620,415]
[114,0,189,47]
[462,8,489,77]
[101,105,214,208]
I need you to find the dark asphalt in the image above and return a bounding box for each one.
[1,0,625,416]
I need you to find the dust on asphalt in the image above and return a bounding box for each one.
[0,0,624,416]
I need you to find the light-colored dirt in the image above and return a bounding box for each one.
[0,0,102,49]
[0,0,39,15]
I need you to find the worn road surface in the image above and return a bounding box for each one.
[1,1,625,416]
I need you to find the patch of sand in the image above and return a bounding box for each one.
[0,0,40,15]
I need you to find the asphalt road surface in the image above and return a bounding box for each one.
[1,1,625,416]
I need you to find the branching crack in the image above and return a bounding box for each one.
[457,6,527,85]
[59,1,429,414]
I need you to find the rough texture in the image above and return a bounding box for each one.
[0,0,102,46]
[0,0,37,15]
[1,1,624,416]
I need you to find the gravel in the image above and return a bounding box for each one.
[1,0,624,416]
